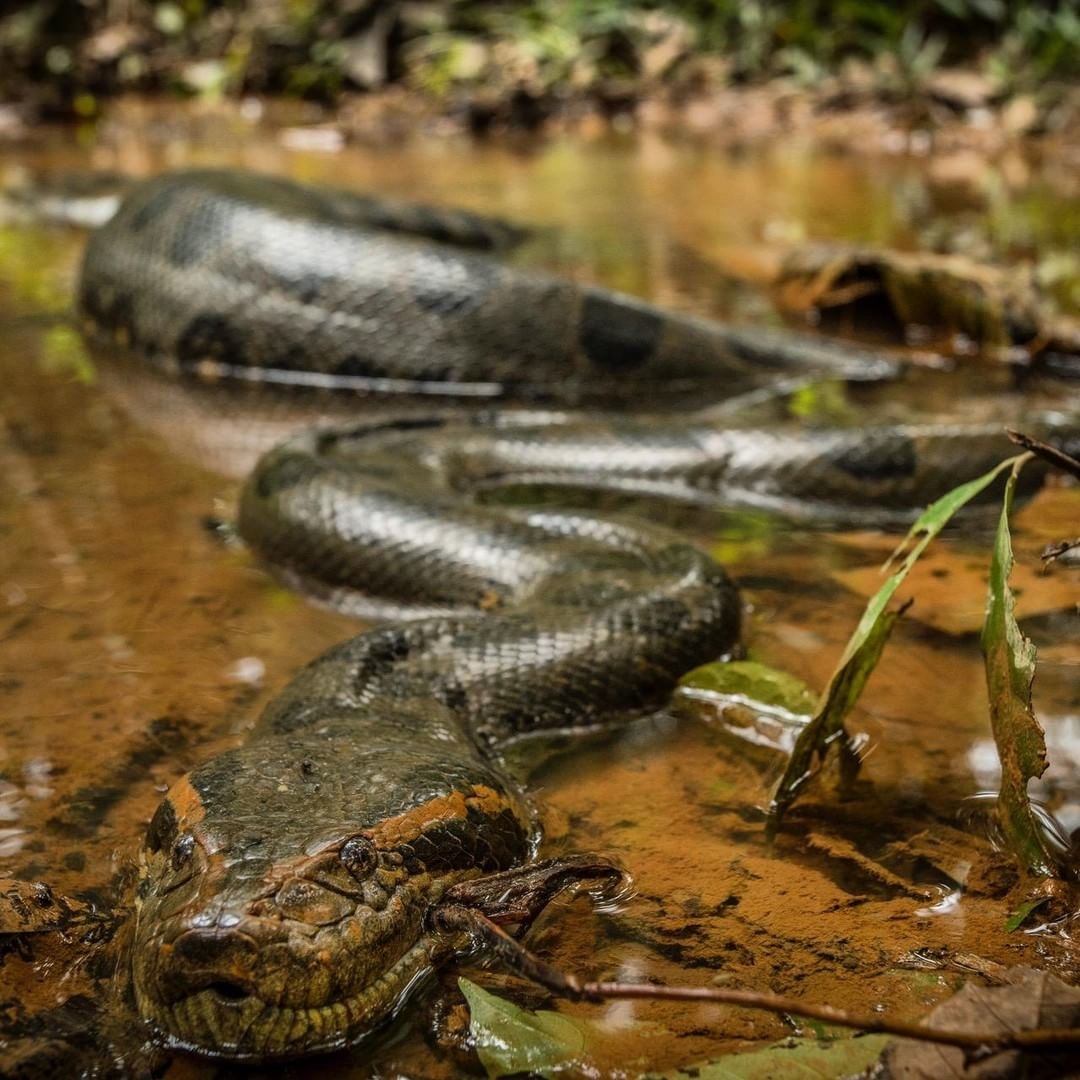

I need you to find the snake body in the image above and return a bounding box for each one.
[74,170,1058,1060]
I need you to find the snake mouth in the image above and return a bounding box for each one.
[139,938,436,1060]
[201,979,253,1004]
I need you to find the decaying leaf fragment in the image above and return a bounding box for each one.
[882,967,1080,1079]
[980,453,1058,880]
[771,245,1080,362]
[0,879,88,934]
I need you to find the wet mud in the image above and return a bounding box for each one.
[0,114,1078,1077]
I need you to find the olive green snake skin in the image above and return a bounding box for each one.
[72,170,1070,1061]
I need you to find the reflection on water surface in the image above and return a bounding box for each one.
[0,112,1077,1077]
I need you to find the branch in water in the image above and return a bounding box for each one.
[581,981,1080,1053]
[1006,429,1080,480]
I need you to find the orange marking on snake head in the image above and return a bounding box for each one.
[367,784,515,848]
[165,775,207,832]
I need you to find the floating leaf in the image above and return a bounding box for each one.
[680,659,817,714]
[679,660,814,755]
[768,454,1024,835]
[459,977,591,1079]
[658,1034,892,1079]
[981,453,1057,879]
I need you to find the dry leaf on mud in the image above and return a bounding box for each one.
[882,967,1080,1079]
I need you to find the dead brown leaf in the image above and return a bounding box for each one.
[882,967,1080,1079]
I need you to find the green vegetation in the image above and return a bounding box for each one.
[1,1,1076,115]
[766,455,1028,835]
[981,453,1056,879]
[686,441,1075,900]
[458,975,894,1078]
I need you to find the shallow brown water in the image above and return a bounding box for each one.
[1,107,1078,1078]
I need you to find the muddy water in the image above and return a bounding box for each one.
[1,110,1078,1078]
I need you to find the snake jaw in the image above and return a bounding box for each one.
[131,831,447,1058]
[138,930,437,1060]
[133,899,438,1058]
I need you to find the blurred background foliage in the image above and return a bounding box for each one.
[1,0,1077,118]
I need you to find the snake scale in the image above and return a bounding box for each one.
[73,170,1058,1060]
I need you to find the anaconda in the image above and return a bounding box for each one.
[74,170,1072,1061]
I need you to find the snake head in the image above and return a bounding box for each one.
[131,723,530,1059]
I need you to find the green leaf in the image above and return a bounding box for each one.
[768,454,1024,835]
[459,977,591,1079]
[657,1034,892,1079]
[680,659,817,714]
[981,453,1057,878]
[1005,895,1051,932]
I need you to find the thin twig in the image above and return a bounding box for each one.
[1006,429,1080,481]
[582,981,1080,1053]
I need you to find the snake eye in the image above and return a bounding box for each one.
[339,836,377,881]
[171,833,196,871]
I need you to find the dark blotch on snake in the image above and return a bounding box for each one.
[826,433,918,482]
[579,292,663,373]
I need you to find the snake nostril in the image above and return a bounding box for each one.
[173,926,250,966]
[157,928,264,1005]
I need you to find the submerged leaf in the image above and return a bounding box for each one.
[768,454,1024,834]
[679,660,815,755]
[981,453,1057,879]
[660,1034,892,1079]
[459,977,591,1078]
